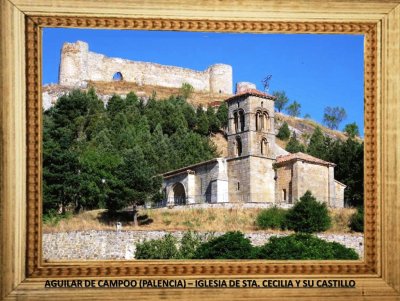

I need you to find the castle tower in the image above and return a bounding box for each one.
[59,41,89,88]
[226,83,277,203]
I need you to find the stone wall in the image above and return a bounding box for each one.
[276,163,293,203]
[42,230,364,260]
[59,41,233,94]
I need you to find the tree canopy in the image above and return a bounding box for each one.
[272,90,289,112]
[285,101,301,117]
[323,106,347,130]
[43,89,220,217]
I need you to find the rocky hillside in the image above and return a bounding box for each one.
[42,81,230,110]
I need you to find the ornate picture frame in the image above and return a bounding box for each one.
[1,0,399,300]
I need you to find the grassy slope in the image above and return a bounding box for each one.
[43,207,356,234]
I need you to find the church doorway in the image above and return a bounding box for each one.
[170,183,186,205]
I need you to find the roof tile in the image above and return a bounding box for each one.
[276,152,336,167]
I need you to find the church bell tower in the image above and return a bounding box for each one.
[226,82,277,203]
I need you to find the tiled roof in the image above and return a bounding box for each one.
[162,158,220,178]
[275,152,336,167]
[225,88,276,102]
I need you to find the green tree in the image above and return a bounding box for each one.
[344,122,360,138]
[194,231,253,259]
[323,106,347,130]
[109,147,161,225]
[206,106,221,133]
[326,138,363,207]
[349,206,364,232]
[254,233,358,260]
[285,191,331,233]
[272,90,289,112]
[216,102,229,129]
[285,132,305,153]
[195,105,209,136]
[307,127,328,159]
[276,122,291,140]
[285,101,301,117]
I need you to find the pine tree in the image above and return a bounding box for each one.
[307,127,327,159]
[285,133,305,153]
[276,122,291,140]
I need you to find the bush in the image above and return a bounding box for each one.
[42,209,72,226]
[276,122,291,140]
[285,191,331,233]
[180,82,194,99]
[349,207,364,232]
[193,231,253,259]
[254,233,359,260]
[255,207,287,230]
[179,231,203,259]
[135,234,179,259]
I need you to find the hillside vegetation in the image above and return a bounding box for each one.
[43,89,228,222]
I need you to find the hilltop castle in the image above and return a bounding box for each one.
[162,83,346,208]
[58,41,232,94]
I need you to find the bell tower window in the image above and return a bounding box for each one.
[233,112,239,133]
[239,110,245,132]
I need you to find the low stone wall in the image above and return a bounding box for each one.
[43,230,364,261]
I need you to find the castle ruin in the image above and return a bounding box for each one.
[59,41,233,94]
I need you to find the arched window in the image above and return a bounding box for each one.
[260,113,264,130]
[112,72,123,81]
[239,110,245,132]
[233,112,239,133]
[236,137,242,157]
[261,138,269,155]
[263,111,270,131]
[255,112,259,130]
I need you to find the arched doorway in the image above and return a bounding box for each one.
[169,182,186,205]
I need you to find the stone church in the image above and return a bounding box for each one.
[162,83,346,208]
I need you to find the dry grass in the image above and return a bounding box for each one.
[275,112,362,142]
[43,206,357,234]
[86,81,230,107]
[328,207,357,233]
[210,132,228,157]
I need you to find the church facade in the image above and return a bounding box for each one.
[162,83,346,208]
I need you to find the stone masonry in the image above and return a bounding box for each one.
[59,41,233,94]
[43,230,364,260]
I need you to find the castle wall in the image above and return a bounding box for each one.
[59,41,233,94]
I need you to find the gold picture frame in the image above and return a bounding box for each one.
[1,0,399,300]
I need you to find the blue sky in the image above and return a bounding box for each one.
[43,28,364,135]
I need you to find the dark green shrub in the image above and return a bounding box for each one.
[276,122,291,140]
[286,191,331,233]
[193,231,253,259]
[135,234,179,259]
[254,233,359,260]
[255,207,287,230]
[349,207,364,232]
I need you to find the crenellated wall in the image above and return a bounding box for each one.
[59,41,233,94]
